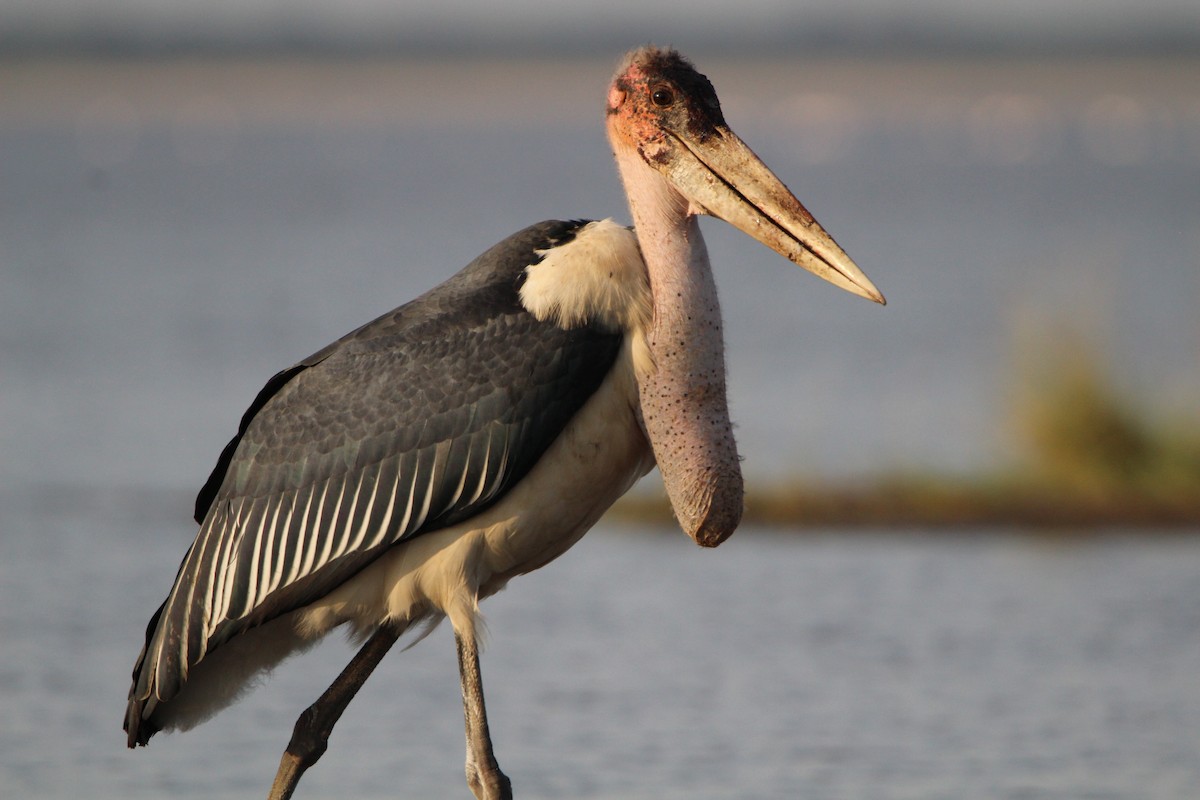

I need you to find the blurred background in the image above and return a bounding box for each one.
[3,2,1199,799]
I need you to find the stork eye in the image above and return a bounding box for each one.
[651,87,675,107]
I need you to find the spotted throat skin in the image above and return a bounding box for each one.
[632,208,743,547]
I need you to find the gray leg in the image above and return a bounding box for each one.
[267,623,402,800]
[457,632,513,800]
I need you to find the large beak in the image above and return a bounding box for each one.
[658,127,885,305]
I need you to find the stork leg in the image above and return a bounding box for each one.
[267,623,402,800]
[457,632,512,800]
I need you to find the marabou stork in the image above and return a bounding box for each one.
[125,46,884,800]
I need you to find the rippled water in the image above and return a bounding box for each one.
[5,488,1200,799]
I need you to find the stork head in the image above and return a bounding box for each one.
[606,46,884,304]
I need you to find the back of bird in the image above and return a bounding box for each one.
[125,220,625,745]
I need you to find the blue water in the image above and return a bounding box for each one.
[6,489,1200,799]
[2,56,1199,799]
[4,57,1198,491]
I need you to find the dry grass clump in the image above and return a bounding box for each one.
[613,326,1200,530]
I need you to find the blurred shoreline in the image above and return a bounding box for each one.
[2,52,1198,130]
[612,478,1200,531]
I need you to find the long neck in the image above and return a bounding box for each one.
[616,147,743,547]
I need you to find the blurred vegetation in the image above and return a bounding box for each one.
[614,328,1200,530]
[1009,333,1200,497]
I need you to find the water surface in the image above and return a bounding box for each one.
[3,56,1199,799]
[5,488,1200,799]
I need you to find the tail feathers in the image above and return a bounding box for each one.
[125,693,160,748]
[125,600,167,747]
[124,608,325,748]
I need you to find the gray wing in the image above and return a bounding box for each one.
[127,220,622,741]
